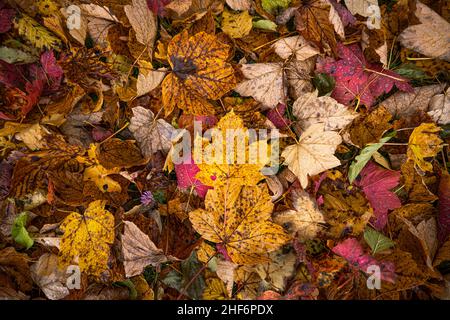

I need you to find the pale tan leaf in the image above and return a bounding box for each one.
[136,68,167,97]
[281,123,342,188]
[399,1,450,62]
[31,254,69,300]
[286,58,315,100]
[253,249,296,291]
[274,188,325,240]
[226,0,252,10]
[381,84,446,118]
[428,87,450,125]
[273,35,320,61]
[216,259,237,297]
[235,63,285,108]
[327,0,345,39]
[344,0,379,17]
[129,106,176,158]
[121,221,170,277]
[292,90,357,131]
[124,0,157,55]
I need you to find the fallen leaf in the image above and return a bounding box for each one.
[407,123,443,172]
[129,106,177,158]
[357,161,401,230]
[58,200,115,276]
[30,254,70,300]
[399,1,450,62]
[272,35,320,61]
[121,221,170,277]
[292,89,357,131]
[226,0,252,11]
[344,0,378,17]
[162,30,236,115]
[364,227,395,254]
[222,10,253,39]
[282,123,342,188]
[428,87,449,125]
[189,183,290,265]
[273,188,325,240]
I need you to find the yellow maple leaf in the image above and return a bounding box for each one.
[78,144,121,193]
[58,200,115,276]
[407,123,443,172]
[189,182,290,265]
[161,30,236,116]
[195,111,270,187]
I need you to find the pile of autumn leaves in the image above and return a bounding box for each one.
[0,0,449,300]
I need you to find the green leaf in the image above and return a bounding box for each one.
[395,63,429,81]
[0,46,37,64]
[364,227,395,254]
[114,279,138,300]
[252,20,277,32]
[261,0,291,14]
[348,132,395,184]
[11,212,34,249]
[313,73,335,96]
[15,14,61,50]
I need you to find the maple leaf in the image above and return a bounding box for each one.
[58,200,114,276]
[295,0,338,55]
[332,238,396,283]
[356,162,401,230]
[189,183,290,265]
[407,123,443,172]
[282,123,342,189]
[272,35,320,61]
[399,1,450,62]
[174,155,211,198]
[195,111,270,187]
[273,188,325,240]
[162,30,236,115]
[292,89,357,131]
[129,106,176,158]
[317,43,413,107]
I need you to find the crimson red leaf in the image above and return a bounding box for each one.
[357,162,401,230]
[317,43,413,107]
[267,103,291,129]
[174,155,212,198]
[40,51,63,87]
[147,0,171,17]
[332,238,395,283]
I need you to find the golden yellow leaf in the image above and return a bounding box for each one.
[222,10,253,39]
[162,30,236,115]
[407,123,443,172]
[195,111,269,187]
[58,200,115,276]
[203,278,229,300]
[189,182,290,265]
[80,144,122,193]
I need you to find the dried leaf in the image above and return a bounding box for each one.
[407,123,443,172]
[222,10,253,39]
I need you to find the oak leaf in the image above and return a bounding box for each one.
[282,123,342,188]
[162,30,236,115]
[58,200,115,276]
[189,183,290,265]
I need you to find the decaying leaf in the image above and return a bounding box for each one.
[407,123,443,172]
[58,200,114,276]
[189,183,290,265]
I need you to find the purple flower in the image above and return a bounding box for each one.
[140,191,155,207]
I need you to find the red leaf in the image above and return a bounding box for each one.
[0,6,15,33]
[0,61,24,88]
[267,103,291,129]
[438,171,450,242]
[317,43,413,107]
[174,155,212,198]
[332,238,396,283]
[147,0,171,17]
[357,162,401,230]
[41,51,63,81]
